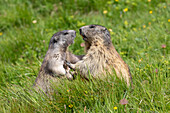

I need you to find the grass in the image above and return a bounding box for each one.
[0,0,169,112]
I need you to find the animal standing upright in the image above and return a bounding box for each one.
[67,25,132,86]
[34,30,80,93]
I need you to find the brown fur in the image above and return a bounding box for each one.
[34,30,80,94]
[66,51,84,64]
[67,25,132,86]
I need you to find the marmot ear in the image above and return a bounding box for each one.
[104,28,107,31]
[103,29,110,37]
[101,28,107,31]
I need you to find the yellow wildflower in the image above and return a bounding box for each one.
[68,104,73,108]
[149,11,152,14]
[133,28,137,31]
[168,19,170,22]
[113,106,117,110]
[67,90,70,92]
[109,29,112,32]
[143,25,146,28]
[148,0,151,2]
[163,6,166,8]
[115,0,119,2]
[148,22,151,25]
[103,10,108,14]
[138,58,143,63]
[0,32,3,36]
[123,8,128,12]
[109,29,115,35]
[124,20,128,25]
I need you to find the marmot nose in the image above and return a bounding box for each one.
[79,28,82,35]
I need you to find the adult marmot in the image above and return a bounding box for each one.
[34,30,81,93]
[67,25,132,86]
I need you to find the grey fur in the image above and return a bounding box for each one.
[34,30,77,94]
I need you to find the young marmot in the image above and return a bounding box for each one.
[67,25,132,86]
[34,30,81,93]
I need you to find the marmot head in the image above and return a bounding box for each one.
[79,25,111,45]
[49,30,76,51]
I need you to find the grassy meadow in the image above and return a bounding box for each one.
[0,0,169,112]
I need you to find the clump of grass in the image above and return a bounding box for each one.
[0,0,169,112]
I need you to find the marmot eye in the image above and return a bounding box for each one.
[63,32,69,35]
[89,25,96,28]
